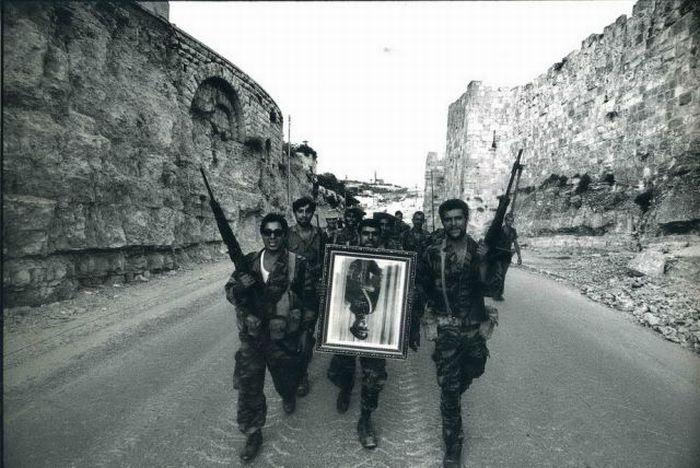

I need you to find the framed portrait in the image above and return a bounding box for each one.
[316,245,417,360]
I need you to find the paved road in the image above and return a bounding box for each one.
[4,267,700,467]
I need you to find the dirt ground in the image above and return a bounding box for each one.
[3,259,234,391]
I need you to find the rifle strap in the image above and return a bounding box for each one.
[439,239,453,316]
[287,251,296,291]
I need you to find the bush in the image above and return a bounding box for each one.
[317,172,346,195]
[602,173,615,185]
[244,136,264,152]
[575,174,592,194]
[540,173,568,188]
[634,188,653,212]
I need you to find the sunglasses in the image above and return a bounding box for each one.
[262,229,285,237]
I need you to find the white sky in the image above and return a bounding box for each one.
[170,1,636,188]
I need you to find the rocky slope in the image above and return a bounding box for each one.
[522,237,700,354]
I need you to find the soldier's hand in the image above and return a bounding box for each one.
[238,273,256,289]
[498,195,511,207]
[517,255,522,265]
[477,244,489,257]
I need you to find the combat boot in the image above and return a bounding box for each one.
[336,389,351,413]
[297,372,310,397]
[357,412,378,449]
[443,439,462,468]
[240,430,262,463]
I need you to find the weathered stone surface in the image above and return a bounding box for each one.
[2,2,312,306]
[427,0,699,243]
[3,195,57,258]
[627,250,667,277]
[654,177,700,230]
[642,312,662,327]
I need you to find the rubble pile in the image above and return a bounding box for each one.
[523,247,700,354]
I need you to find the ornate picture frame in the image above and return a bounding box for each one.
[316,244,417,360]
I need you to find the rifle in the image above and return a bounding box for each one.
[201,167,270,317]
[200,167,248,270]
[484,149,524,248]
[509,158,525,215]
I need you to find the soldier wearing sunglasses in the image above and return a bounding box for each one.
[225,213,315,463]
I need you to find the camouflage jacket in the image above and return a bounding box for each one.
[494,225,518,261]
[378,237,403,250]
[333,227,359,246]
[401,226,431,255]
[417,235,497,325]
[225,249,316,327]
[287,225,328,279]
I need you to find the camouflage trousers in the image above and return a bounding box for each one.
[236,332,302,434]
[494,258,511,297]
[327,354,387,412]
[431,326,489,445]
[298,318,318,377]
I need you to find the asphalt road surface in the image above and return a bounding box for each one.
[4,266,700,467]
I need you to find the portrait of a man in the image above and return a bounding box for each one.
[318,246,415,359]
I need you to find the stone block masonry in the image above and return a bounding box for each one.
[433,0,699,241]
[423,152,445,232]
[3,1,312,306]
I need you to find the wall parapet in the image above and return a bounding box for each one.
[433,0,699,239]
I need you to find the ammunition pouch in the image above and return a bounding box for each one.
[269,317,287,340]
[245,314,263,338]
[287,308,302,334]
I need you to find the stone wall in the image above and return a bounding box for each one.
[3,1,313,306]
[423,152,445,232]
[435,0,699,240]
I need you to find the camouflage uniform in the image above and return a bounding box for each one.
[401,226,431,344]
[333,226,359,246]
[417,235,497,448]
[380,237,403,250]
[225,249,315,435]
[286,224,327,379]
[395,220,411,239]
[327,355,387,413]
[401,226,431,256]
[492,224,518,298]
[327,233,388,415]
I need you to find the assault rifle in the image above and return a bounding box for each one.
[484,149,524,248]
[200,167,248,270]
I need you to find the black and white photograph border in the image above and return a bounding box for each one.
[317,245,417,360]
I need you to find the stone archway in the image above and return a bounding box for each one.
[189,76,246,169]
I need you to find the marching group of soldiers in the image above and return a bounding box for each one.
[224,195,521,467]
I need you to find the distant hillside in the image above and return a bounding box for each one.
[346,180,424,219]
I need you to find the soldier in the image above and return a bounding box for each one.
[401,211,431,255]
[415,199,502,468]
[325,216,340,244]
[401,211,431,351]
[287,196,328,396]
[373,212,402,249]
[394,210,411,237]
[327,219,388,449]
[334,206,365,246]
[225,213,315,463]
[491,212,522,301]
